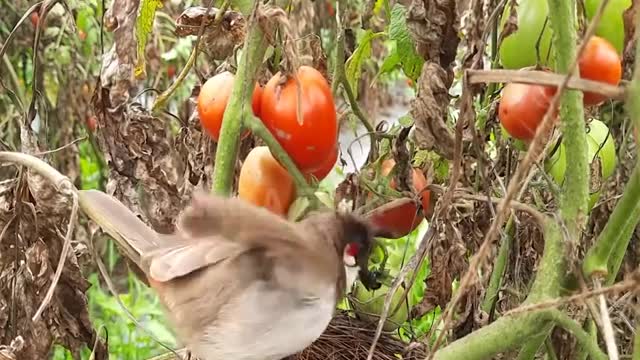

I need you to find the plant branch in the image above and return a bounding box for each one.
[480,216,515,316]
[548,310,608,360]
[211,0,268,195]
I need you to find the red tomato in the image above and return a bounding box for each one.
[327,2,335,16]
[381,159,432,216]
[78,30,87,41]
[167,64,176,78]
[366,198,422,239]
[304,146,338,181]
[579,36,622,106]
[498,82,557,141]
[30,12,39,27]
[197,71,262,141]
[260,66,338,172]
[238,146,295,216]
[86,116,97,132]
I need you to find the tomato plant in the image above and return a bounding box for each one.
[498,82,557,141]
[238,146,295,216]
[197,71,262,141]
[260,66,338,172]
[546,119,616,210]
[499,0,554,69]
[304,146,338,181]
[578,36,622,106]
[584,0,631,55]
[381,158,431,216]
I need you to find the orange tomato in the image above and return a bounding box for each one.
[260,66,338,172]
[381,159,431,215]
[238,146,295,216]
[86,116,97,132]
[78,30,87,41]
[304,146,338,181]
[30,12,39,27]
[578,36,622,106]
[197,71,262,141]
[498,82,557,141]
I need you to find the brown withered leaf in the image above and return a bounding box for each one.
[406,0,459,68]
[175,6,246,62]
[622,0,639,79]
[498,0,519,47]
[411,62,455,160]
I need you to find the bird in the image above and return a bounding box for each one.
[79,189,381,360]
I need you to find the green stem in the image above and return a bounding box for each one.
[576,319,597,360]
[244,114,312,196]
[548,310,607,360]
[211,1,268,195]
[544,338,559,360]
[634,323,640,360]
[517,334,546,360]
[582,6,640,282]
[480,216,514,316]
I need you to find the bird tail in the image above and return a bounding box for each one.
[78,189,161,269]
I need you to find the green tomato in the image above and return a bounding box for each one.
[545,119,617,210]
[499,0,555,69]
[352,282,409,331]
[585,0,631,55]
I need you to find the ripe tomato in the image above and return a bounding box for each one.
[498,82,557,141]
[499,0,555,69]
[366,198,423,239]
[30,12,39,27]
[167,64,176,78]
[260,66,338,171]
[238,146,295,216]
[326,1,335,16]
[585,0,631,55]
[578,36,622,106]
[197,71,262,141]
[380,158,432,216]
[304,145,338,181]
[86,116,97,132]
[78,30,87,41]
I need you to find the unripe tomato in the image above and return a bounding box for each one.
[238,146,295,216]
[352,282,409,331]
[499,0,555,69]
[304,145,338,181]
[260,66,338,172]
[585,0,631,55]
[196,71,263,141]
[578,36,622,106]
[30,12,39,27]
[498,82,557,141]
[380,159,431,216]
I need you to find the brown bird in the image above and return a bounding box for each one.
[79,189,381,360]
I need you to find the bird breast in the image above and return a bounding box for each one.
[189,280,336,360]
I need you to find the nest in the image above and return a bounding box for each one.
[291,311,426,360]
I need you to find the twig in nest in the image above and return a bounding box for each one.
[427,1,612,356]
[504,276,639,316]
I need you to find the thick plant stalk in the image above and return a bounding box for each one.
[480,217,515,315]
[211,1,268,195]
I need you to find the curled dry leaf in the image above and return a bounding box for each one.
[175,6,247,62]
[411,62,456,160]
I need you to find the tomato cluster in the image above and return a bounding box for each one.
[198,66,339,215]
[498,36,622,142]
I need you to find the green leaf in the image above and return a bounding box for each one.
[135,0,163,79]
[398,113,414,127]
[345,30,383,99]
[388,4,424,81]
[231,0,254,15]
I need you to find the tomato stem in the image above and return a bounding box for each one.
[244,114,313,197]
[211,0,269,196]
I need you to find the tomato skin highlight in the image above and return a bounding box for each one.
[196,71,262,141]
[238,146,295,216]
[578,36,622,106]
[260,66,338,172]
[498,82,557,141]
